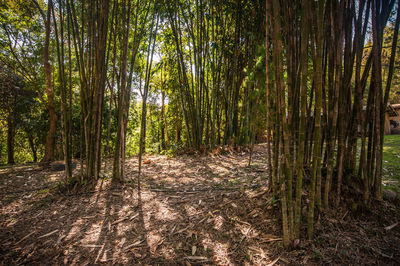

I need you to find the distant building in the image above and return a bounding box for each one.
[385,103,400,134]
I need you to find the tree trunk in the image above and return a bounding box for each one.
[295,0,309,238]
[42,0,57,163]
[308,0,324,239]
[27,132,37,163]
[265,0,273,192]
[7,112,15,165]
[138,12,158,190]
[52,0,72,180]
[371,0,383,200]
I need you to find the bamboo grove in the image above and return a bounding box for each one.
[0,0,399,248]
[0,0,269,179]
[266,0,400,246]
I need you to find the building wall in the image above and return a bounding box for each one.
[391,109,400,124]
[385,113,391,134]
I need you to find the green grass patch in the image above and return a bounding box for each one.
[356,134,400,192]
[382,135,400,191]
[36,188,50,195]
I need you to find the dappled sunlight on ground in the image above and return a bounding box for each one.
[212,241,232,265]
[1,144,400,264]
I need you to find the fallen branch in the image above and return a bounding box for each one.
[370,246,392,259]
[1,186,51,195]
[15,231,36,245]
[259,237,282,243]
[384,222,398,231]
[38,229,58,239]
[63,188,125,197]
[82,244,103,248]
[266,256,280,266]
[122,240,144,251]
[148,184,260,194]
[130,213,139,221]
[185,256,209,260]
[174,225,190,235]
[249,189,267,198]
[341,210,349,220]
[111,217,129,225]
[229,217,251,226]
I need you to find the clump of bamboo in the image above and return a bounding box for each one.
[267,0,398,247]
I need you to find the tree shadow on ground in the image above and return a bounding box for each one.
[1,145,400,265]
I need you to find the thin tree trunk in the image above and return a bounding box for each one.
[265,0,273,192]
[138,12,158,190]
[37,0,57,163]
[7,112,15,165]
[27,132,37,163]
[113,0,131,181]
[52,0,72,180]
[371,0,383,200]
[308,0,324,239]
[295,0,309,238]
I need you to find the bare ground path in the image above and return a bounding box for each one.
[1,144,399,265]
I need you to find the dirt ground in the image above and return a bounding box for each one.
[1,144,399,265]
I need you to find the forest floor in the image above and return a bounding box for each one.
[1,144,400,265]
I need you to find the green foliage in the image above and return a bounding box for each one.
[312,249,323,260]
[0,66,43,163]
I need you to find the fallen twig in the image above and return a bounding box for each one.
[38,229,58,239]
[148,184,260,194]
[111,217,129,225]
[15,231,36,245]
[384,222,398,231]
[81,216,96,219]
[370,246,392,259]
[259,237,282,243]
[32,211,43,219]
[130,213,139,221]
[63,188,124,197]
[185,256,209,260]
[266,256,280,266]
[82,244,103,248]
[1,186,51,195]
[230,217,251,226]
[249,190,267,198]
[174,225,190,235]
[341,210,349,220]
[122,240,144,251]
